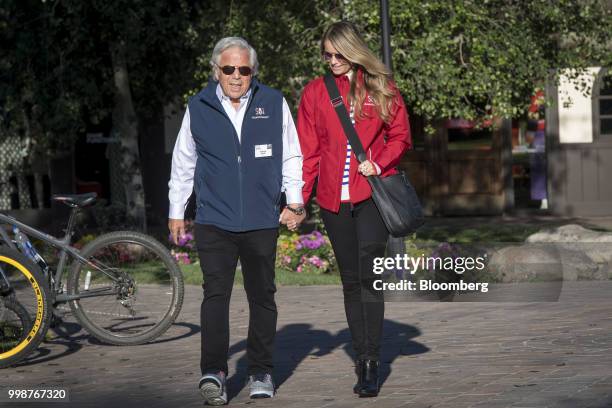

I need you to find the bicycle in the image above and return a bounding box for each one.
[0,193,184,368]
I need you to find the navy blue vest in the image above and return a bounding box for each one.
[188,79,284,231]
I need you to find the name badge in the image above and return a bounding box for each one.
[254,144,273,158]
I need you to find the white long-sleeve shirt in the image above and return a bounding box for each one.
[168,84,304,220]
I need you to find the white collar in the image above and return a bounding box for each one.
[215,83,251,103]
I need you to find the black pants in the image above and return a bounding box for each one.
[321,199,388,361]
[195,224,278,375]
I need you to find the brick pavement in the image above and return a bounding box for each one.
[2,281,612,408]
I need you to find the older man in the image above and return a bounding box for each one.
[168,37,305,405]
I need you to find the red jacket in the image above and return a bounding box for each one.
[297,72,412,212]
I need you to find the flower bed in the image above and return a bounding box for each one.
[276,230,338,274]
[166,222,338,274]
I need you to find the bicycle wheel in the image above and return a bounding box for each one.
[67,231,184,345]
[0,247,51,368]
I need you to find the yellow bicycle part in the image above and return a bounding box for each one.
[0,255,45,359]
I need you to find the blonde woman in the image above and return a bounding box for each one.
[297,21,412,397]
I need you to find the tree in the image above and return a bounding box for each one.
[346,0,612,129]
[187,1,610,128]
[1,0,209,228]
[189,0,344,109]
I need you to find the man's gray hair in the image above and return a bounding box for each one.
[210,37,259,80]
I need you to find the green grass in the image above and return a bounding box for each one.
[415,224,542,244]
[180,263,341,286]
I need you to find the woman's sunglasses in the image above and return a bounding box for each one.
[322,51,347,62]
[218,65,253,76]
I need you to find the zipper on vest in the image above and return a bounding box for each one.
[237,86,257,230]
[237,154,243,227]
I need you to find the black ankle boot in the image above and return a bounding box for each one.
[353,360,365,394]
[358,360,379,397]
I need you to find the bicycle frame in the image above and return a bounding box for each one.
[0,211,120,303]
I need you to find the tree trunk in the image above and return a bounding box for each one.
[110,40,147,231]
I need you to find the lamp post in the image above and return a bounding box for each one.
[380,0,393,71]
[380,0,408,273]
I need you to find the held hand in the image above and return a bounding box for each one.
[279,208,292,225]
[358,160,378,177]
[168,218,186,245]
[285,212,306,232]
[280,208,306,232]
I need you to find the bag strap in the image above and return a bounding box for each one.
[323,74,367,163]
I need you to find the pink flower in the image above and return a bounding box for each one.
[308,256,323,268]
[172,251,191,265]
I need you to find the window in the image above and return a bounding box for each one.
[595,69,612,137]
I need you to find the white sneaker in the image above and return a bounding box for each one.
[198,372,227,406]
[248,373,275,398]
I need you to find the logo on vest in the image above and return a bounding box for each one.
[364,95,376,106]
[252,107,269,119]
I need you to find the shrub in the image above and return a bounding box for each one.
[276,230,337,274]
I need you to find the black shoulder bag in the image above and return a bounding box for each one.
[323,74,424,237]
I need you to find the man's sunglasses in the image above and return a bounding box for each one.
[218,65,253,76]
[322,51,347,62]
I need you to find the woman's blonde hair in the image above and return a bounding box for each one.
[321,21,396,123]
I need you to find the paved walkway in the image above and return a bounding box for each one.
[2,281,612,408]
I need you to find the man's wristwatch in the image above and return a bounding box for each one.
[285,206,305,216]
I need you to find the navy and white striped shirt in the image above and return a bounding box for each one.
[340,102,355,201]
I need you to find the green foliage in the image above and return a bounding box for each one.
[347,0,612,126]
[1,0,88,155]
[2,0,610,169]
[189,0,343,110]
[188,0,610,126]
[1,0,204,157]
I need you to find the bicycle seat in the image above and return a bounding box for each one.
[52,192,97,208]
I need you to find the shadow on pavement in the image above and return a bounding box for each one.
[225,319,429,401]
[50,320,200,345]
[15,339,82,368]
[14,320,199,367]
[338,319,430,391]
